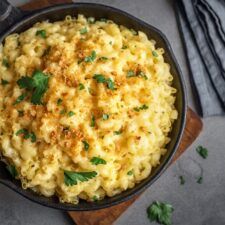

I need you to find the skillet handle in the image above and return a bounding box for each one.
[0,0,23,36]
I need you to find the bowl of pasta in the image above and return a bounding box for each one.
[0,1,186,210]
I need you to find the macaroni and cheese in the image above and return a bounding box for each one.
[0,15,177,204]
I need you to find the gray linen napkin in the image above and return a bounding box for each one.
[175,0,225,116]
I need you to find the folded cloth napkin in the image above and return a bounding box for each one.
[175,0,225,117]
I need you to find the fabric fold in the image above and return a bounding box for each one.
[175,0,225,116]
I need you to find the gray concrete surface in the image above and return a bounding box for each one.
[2,0,225,225]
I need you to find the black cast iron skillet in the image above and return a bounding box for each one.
[0,0,186,211]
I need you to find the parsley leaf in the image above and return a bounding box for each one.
[196,146,208,159]
[93,195,98,201]
[99,57,108,61]
[1,79,9,86]
[114,130,122,135]
[64,170,97,186]
[134,104,148,112]
[80,27,88,34]
[36,30,46,38]
[57,98,63,105]
[82,140,89,151]
[147,201,174,225]
[16,129,36,142]
[179,176,185,185]
[90,115,95,127]
[127,70,135,78]
[2,59,10,68]
[102,114,109,120]
[78,83,85,90]
[100,18,107,22]
[122,45,128,49]
[127,170,133,176]
[87,17,95,24]
[30,132,36,143]
[197,176,203,184]
[152,50,158,57]
[90,157,107,165]
[106,78,115,90]
[137,71,148,80]
[60,109,66,115]
[68,111,75,117]
[17,70,49,105]
[6,165,18,178]
[93,74,115,90]
[13,93,27,105]
[84,51,97,62]
[93,74,106,83]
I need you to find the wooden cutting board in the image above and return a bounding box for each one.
[19,1,203,224]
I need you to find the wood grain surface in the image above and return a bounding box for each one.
[19,1,203,224]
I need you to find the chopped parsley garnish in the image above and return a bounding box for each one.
[147,201,174,225]
[109,41,112,45]
[102,114,109,120]
[30,132,36,142]
[127,70,148,79]
[36,29,46,38]
[82,140,89,151]
[196,146,208,159]
[84,51,97,62]
[93,74,115,90]
[114,130,122,135]
[197,176,203,184]
[87,17,95,24]
[93,195,98,201]
[127,70,135,78]
[17,70,49,105]
[134,104,149,112]
[93,74,106,83]
[57,98,63,105]
[13,93,27,105]
[130,29,137,35]
[152,50,158,57]
[122,45,128,49]
[16,129,36,142]
[90,115,95,127]
[6,165,18,178]
[64,170,97,186]
[60,109,66,115]
[68,111,75,117]
[106,78,115,90]
[90,157,107,165]
[127,170,133,176]
[1,79,9,85]
[78,83,85,90]
[137,71,148,80]
[80,27,88,34]
[100,18,107,22]
[17,110,24,117]
[99,57,108,61]
[179,176,185,185]
[2,59,10,68]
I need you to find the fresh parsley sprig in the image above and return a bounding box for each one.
[64,170,97,186]
[6,165,18,178]
[147,201,174,225]
[17,70,49,105]
[196,146,208,159]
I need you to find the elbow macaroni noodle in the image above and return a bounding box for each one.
[0,15,178,204]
